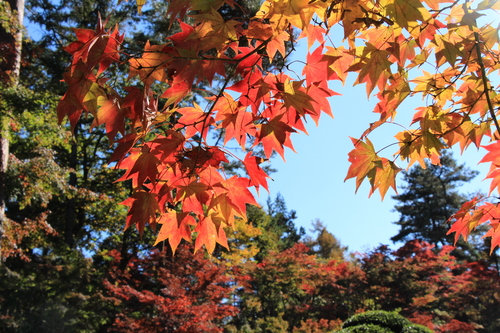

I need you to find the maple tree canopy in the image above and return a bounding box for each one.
[58,0,500,253]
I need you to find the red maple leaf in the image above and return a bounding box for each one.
[243,152,271,192]
[257,115,297,159]
[121,191,160,237]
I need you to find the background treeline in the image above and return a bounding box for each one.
[1,0,499,332]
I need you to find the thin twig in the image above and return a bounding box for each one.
[474,31,500,138]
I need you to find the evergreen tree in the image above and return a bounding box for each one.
[246,194,305,262]
[304,219,348,261]
[391,151,478,255]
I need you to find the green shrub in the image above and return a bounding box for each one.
[342,311,412,332]
[401,324,434,333]
[337,323,394,333]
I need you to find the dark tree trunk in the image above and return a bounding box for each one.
[65,126,78,248]
[0,0,24,262]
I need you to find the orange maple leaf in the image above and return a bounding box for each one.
[483,221,500,254]
[217,176,258,218]
[479,141,500,194]
[154,211,195,253]
[345,137,381,192]
[129,42,172,85]
[93,96,125,141]
[194,215,228,254]
[447,196,483,243]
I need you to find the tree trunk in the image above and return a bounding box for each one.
[0,0,25,262]
[65,126,78,248]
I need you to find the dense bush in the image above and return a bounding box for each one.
[338,311,433,333]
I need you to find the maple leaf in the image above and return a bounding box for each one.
[389,35,417,67]
[395,130,444,168]
[479,141,500,194]
[127,148,161,187]
[121,86,146,124]
[151,131,185,160]
[433,33,462,67]
[168,21,197,50]
[303,45,330,86]
[257,115,297,159]
[367,158,401,199]
[57,63,103,131]
[174,177,210,215]
[363,74,410,138]
[324,46,355,84]
[121,191,160,237]
[350,43,393,96]
[183,146,228,169]
[307,82,338,123]
[339,0,368,39]
[228,71,271,114]
[208,193,241,228]
[217,176,258,218]
[447,197,485,243]
[175,103,214,140]
[213,94,257,147]
[65,18,123,74]
[345,137,381,192]
[165,0,192,23]
[115,148,142,185]
[459,121,491,150]
[278,77,315,117]
[243,152,271,192]
[93,96,125,141]
[299,24,325,49]
[154,211,195,253]
[198,166,226,189]
[161,82,191,107]
[129,42,172,85]
[265,30,290,60]
[194,215,228,254]
[192,8,239,52]
[385,0,431,28]
[257,0,320,31]
[234,46,263,75]
[109,133,138,164]
[483,221,500,254]
[415,18,446,48]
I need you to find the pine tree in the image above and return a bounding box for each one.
[391,151,479,257]
[304,219,348,261]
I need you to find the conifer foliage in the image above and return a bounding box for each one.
[391,152,478,248]
[57,0,500,252]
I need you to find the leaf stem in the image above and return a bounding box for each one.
[473,31,500,138]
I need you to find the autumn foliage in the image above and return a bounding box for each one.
[224,239,500,332]
[104,244,237,332]
[57,0,500,252]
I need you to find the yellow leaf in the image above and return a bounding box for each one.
[385,0,431,28]
[368,158,401,199]
[192,8,239,51]
[351,43,393,95]
[396,129,444,168]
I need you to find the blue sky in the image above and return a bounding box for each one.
[259,39,493,254]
